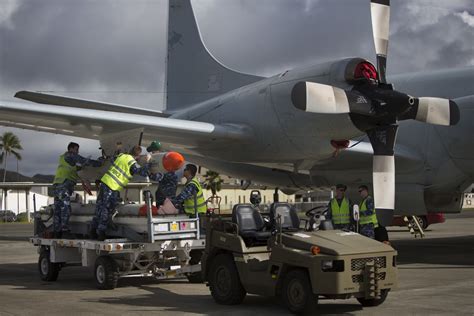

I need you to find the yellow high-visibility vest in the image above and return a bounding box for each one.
[183,177,207,215]
[330,197,350,225]
[53,154,79,184]
[101,154,135,191]
[359,197,379,227]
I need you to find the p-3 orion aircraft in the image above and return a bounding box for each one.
[1,0,473,225]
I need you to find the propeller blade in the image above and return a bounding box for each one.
[372,155,395,226]
[367,125,398,227]
[370,0,390,83]
[414,97,460,126]
[291,81,350,114]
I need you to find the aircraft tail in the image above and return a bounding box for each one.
[165,0,263,112]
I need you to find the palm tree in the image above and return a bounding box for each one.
[1,132,23,183]
[203,170,223,196]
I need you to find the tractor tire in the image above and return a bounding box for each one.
[208,254,246,305]
[281,269,318,314]
[38,250,60,281]
[357,289,389,307]
[94,256,119,290]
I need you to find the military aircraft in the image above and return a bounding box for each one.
[0,0,473,225]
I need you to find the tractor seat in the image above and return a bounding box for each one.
[232,204,271,246]
[270,202,300,231]
[319,219,334,230]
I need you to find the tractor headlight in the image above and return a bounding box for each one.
[321,260,344,272]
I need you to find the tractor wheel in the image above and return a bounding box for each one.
[208,254,246,305]
[357,289,389,307]
[281,269,318,314]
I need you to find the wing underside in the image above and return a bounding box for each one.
[0,100,250,150]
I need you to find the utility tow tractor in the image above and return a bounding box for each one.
[203,203,398,313]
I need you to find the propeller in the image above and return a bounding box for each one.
[370,0,390,84]
[291,0,460,226]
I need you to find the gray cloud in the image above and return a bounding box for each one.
[0,0,473,176]
[0,128,99,176]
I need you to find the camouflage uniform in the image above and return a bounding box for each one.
[53,152,101,233]
[91,183,120,232]
[359,196,376,239]
[155,172,178,206]
[172,180,198,212]
[172,178,206,234]
[91,161,160,234]
[53,179,75,233]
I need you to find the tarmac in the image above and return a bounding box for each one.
[0,212,473,315]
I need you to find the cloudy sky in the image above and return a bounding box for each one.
[0,0,473,176]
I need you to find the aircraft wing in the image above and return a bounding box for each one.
[15,91,170,118]
[0,100,251,148]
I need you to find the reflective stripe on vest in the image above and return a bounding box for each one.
[330,197,350,225]
[359,197,379,227]
[53,154,79,184]
[101,154,135,191]
[183,178,207,214]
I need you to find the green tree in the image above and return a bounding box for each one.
[1,132,23,183]
[203,170,223,196]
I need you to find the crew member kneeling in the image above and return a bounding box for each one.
[172,164,206,216]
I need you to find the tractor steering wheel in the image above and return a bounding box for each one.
[305,205,328,218]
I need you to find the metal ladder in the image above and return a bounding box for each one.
[403,216,425,238]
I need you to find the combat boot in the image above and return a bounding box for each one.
[61,230,73,239]
[89,227,98,240]
[97,231,106,241]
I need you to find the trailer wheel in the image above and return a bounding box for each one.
[357,289,389,306]
[281,269,318,314]
[94,256,119,290]
[186,249,203,283]
[208,254,246,305]
[38,250,60,281]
